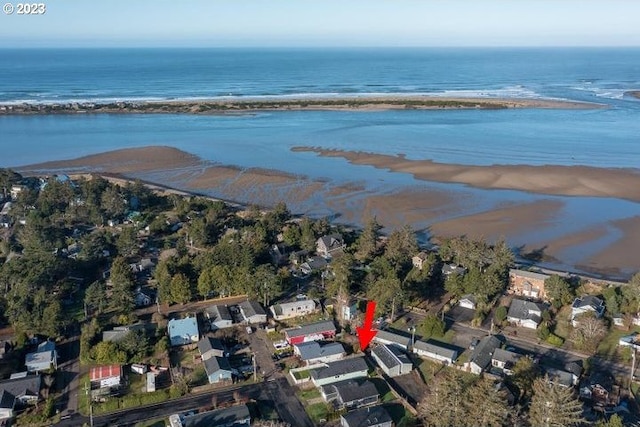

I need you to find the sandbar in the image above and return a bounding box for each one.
[0,95,604,115]
[293,147,640,202]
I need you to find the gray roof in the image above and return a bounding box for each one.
[0,390,14,409]
[413,339,458,360]
[507,299,544,323]
[545,367,574,387]
[469,336,501,371]
[0,375,41,401]
[373,330,412,349]
[239,300,266,318]
[311,357,368,380]
[285,320,336,339]
[205,305,233,322]
[198,337,224,356]
[372,344,411,370]
[341,405,392,427]
[182,404,250,427]
[317,234,344,251]
[322,379,378,404]
[492,348,520,365]
[203,356,232,376]
[296,341,345,361]
[572,295,604,310]
[103,322,157,342]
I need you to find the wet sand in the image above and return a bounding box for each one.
[293,147,640,202]
[17,146,640,278]
[627,91,640,100]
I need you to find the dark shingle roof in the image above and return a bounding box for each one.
[372,344,410,370]
[182,404,250,427]
[198,337,224,356]
[373,330,412,349]
[239,300,266,318]
[507,299,544,323]
[205,305,233,322]
[572,295,604,310]
[203,356,232,376]
[311,357,368,380]
[0,375,41,401]
[341,405,392,427]
[413,339,458,360]
[0,390,15,409]
[285,320,336,339]
[322,379,378,404]
[469,336,501,371]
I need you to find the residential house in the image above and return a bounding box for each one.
[270,299,317,321]
[442,263,466,277]
[134,287,153,307]
[316,234,345,258]
[546,367,580,388]
[204,305,234,331]
[507,299,545,329]
[168,316,199,347]
[619,332,640,351]
[300,256,328,275]
[203,356,233,384]
[412,252,430,271]
[294,341,345,365]
[90,365,122,397]
[340,405,393,427]
[310,357,369,387]
[571,296,605,326]
[508,269,549,301]
[458,294,477,310]
[340,298,358,322]
[491,348,521,375]
[25,341,57,373]
[284,320,336,345]
[412,339,458,365]
[372,344,412,377]
[321,379,379,410]
[102,322,157,343]
[269,243,288,266]
[198,337,225,360]
[580,372,620,407]
[10,185,25,200]
[0,375,41,422]
[239,300,267,324]
[372,330,412,351]
[169,404,251,427]
[468,335,502,375]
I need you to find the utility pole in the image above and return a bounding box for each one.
[84,381,93,427]
[253,352,257,383]
[409,326,416,351]
[631,348,637,390]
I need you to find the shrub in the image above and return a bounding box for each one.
[546,334,564,347]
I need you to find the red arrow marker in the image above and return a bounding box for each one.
[356,300,378,351]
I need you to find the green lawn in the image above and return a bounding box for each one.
[305,402,330,424]
[297,388,321,401]
[292,369,311,380]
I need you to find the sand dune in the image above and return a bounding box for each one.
[293,147,640,202]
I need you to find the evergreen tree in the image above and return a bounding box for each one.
[418,369,467,427]
[170,273,192,304]
[355,217,382,262]
[465,379,511,427]
[529,376,584,427]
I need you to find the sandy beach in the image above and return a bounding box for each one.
[0,95,604,116]
[293,147,640,203]
[17,145,640,279]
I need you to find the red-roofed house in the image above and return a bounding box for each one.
[90,365,122,397]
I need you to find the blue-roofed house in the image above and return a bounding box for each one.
[168,317,199,347]
[25,341,57,373]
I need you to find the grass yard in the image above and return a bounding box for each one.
[305,402,330,424]
[134,418,167,427]
[553,306,573,340]
[292,369,311,380]
[297,388,321,401]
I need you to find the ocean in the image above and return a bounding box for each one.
[1,48,640,276]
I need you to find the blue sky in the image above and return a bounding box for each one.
[1,0,639,47]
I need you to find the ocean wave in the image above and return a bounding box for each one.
[0,87,566,105]
[570,85,637,100]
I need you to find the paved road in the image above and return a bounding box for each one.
[56,337,81,417]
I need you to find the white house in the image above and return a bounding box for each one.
[507,299,545,329]
[316,234,345,258]
[467,335,501,375]
[458,295,477,310]
[0,375,41,422]
[571,296,605,326]
[294,341,345,365]
[204,305,234,331]
[310,357,368,387]
[491,348,521,375]
[372,330,412,351]
[270,299,317,321]
[412,339,458,365]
